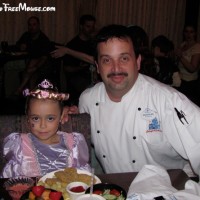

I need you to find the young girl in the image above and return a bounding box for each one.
[1,79,91,178]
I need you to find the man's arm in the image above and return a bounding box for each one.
[51,45,95,64]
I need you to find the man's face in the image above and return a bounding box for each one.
[96,37,141,101]
[28,18,40,34]
[81,20,95,38]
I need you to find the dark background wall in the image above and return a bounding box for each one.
[185,0,199,29]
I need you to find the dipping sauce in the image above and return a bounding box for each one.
[6,183,32,200]
[70,186,85,193]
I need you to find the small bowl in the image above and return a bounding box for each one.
[4,177,34,200]
[76,194,105,200]
[66,181,89,200]
[85,183,127,199]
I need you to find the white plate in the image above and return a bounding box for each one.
[39,169,101,184]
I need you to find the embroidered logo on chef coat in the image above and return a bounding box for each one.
[142,108,161,132]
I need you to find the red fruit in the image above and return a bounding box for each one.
[49,191,62,200]
[32,185,45,197]
[110,189,121,196]
[93,190,103,195]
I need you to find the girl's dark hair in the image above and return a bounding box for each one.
[151,35,174,54]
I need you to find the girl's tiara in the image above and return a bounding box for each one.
[23,79,69,101]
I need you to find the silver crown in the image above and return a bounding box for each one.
[38,79,53,89]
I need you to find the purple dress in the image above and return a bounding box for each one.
[1,131,91,178]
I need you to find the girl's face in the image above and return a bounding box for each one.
[183,26,196,41]
[27,98,62,144]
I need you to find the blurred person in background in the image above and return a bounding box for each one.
[128,25,156,80]
[51,15,97,105]
[175,24,200,105]
[15,16,52,95]
[151,35,181,88]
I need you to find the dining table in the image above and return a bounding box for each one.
[0,169,190,199]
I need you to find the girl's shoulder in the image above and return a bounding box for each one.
[57,130,81,135]
[3,133,24,153]
[57,131,86,149]
[4,133,32,147]
[57,131,86,142]
[184,42,200,52]
[192,42,200,51]
[4,132,22,142]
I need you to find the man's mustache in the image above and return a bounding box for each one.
[107,72,128,78]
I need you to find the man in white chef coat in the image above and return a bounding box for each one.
[64,24,200,179]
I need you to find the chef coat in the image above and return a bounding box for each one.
[79,74,200,176]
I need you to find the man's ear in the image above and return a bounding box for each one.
[136,54,141,71]
[95,61,100,74]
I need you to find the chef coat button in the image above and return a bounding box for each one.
[133,136,136,140]
[103,155,106,158]
[96,103,99,106]
[97,130,100,133]
[138,107,141,111]
[132,160,135,163]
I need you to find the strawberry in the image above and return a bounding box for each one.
[93,190,103,195]
[110,189,121,197]
[49,191,62,200]
[32,185,45,197]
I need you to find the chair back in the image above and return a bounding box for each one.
[0,113,91,172]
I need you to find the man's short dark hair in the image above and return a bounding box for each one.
[28,16,40,24]
[79,14,96,25]
[94,24,138,61]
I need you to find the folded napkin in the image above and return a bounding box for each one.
[127,165,200,200]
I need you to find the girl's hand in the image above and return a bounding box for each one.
[61,105,79,124]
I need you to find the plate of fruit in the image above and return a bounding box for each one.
[20,185,64,200]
